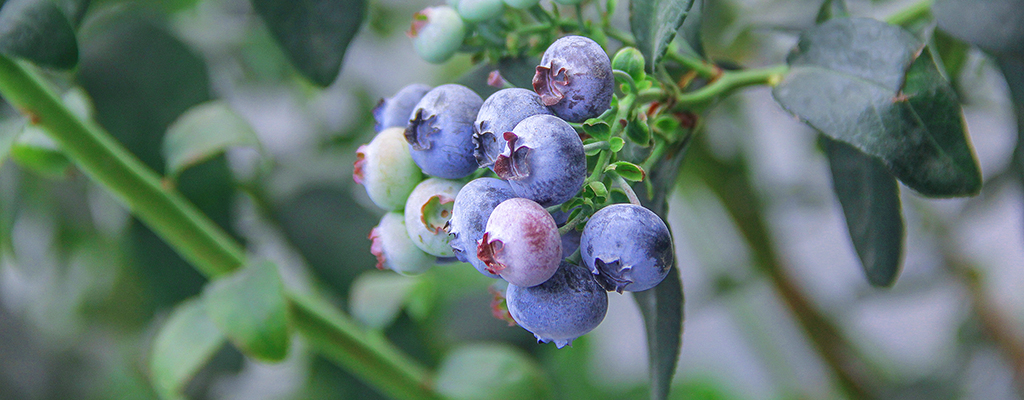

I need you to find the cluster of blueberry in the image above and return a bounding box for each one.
[354,35,674,348]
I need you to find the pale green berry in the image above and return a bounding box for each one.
[354,127,422,211]
[409,6,466,64]
[404,178,463,257]
[370,212,435,275]
[458,0,504,22]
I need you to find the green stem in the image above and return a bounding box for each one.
[885,0,933,26]
[583,141,610,153]
[0,55,438,400]
[603,27,719,78]
[588,149,612,182]
[674,65,788,108]
[610,174,641,205]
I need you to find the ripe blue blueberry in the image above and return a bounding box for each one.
[373,84,431,132]
[405,178,464,257]
[446,178,517,278]
[405,84,484,179]
[370,212,435,275]
[409,6,466,64]
[354,127,423,211]
[473,88,552,169]
[493,114,585,207]
[533,35,614,123]
[457,0,504,22]
[505,261,608,348]
[477,198,562,287]
[581,204,674,292]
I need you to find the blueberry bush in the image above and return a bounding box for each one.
[0,0,1023,399]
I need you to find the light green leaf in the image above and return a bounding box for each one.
[163,101,260,179]
[629,0,695,73]
[435,343,552,400]
[821,136,905,287]
[588,181,608,198]
[10,126,70,178]
[773,18,982,197]
[349,271,419,330]
[250,0,366,86]
[609,136,625,152]
[0,0,78,69]
[150,298,226,400]
[934,0,1024,56]
[632,263,683,400]
[626,117,651,146]
[582,119,612,141]
[606,161,645,182]
[202,260,290,362]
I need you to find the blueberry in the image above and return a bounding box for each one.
[370,212,435,275]
[473,88,552,169]
[373,84,431,132]
[457,0,504,22]
[405,84,484,179]
[477,198,562,287]
[446,178,517,278]
[405,178,464,257]
[409,6,467,64]
[493,114,585,207]
[505,261,608,348]
[353,127,423,211]
[580,204,674,292]
[533,35,614,123]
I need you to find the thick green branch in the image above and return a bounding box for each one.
[0,55,438,400]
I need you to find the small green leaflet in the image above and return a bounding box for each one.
[606,161,645,182]
[773,18,982,197]
[202,260,291,363]
[629,0,695,73]
[162,101,261,180]
[150,298,226,400]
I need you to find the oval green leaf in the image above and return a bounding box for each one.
[150,298,226,400]
[629,0,695,73]
[821,136,905,287]
[0,0,78,69]
[435,343,552,400]
[773,18,982,197]
[163,101,261,179]
[632,263,683,400]
[202,259,290,363]
[250,0,366,87]
[606,161,646,182]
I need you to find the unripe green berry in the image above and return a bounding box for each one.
[354,127,422,211]
[458,0,504,22]
[370,212,435,275]
[409,6,466,64]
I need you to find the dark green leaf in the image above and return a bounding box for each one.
[250,0,366,87]
[606,161,645,181]
[815,0,848,24]
[0,0,78,69]
[203,260,290,363]
[629,0,695,73]
[435,343,552,400]
[632,263,682,400]
[821,136,905,287]
[773,18,982,197]
[934,0,1024,56]
[150,298,226,400]
[163,101,261,179]
[583,119,612,141]
[626,117,652,146]
[933,29,970,82]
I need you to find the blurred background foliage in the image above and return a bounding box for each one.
[0,0,1022,399]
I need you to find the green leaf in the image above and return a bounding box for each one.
[629,0,695,73]
[0,0,78,69]
[349,271,419,330]
[772,18,982,197]
[163,101,261,179]
[606,161,645,182]
[582,119,612,141]
[676,0,704,57]
[612,47,647,83]
[150,298,226,400]
[435,343,552,400]
[203,260,290,362]
[588,181,608,198]
[250,0,366,87]
[821,136,905,287]
[815,0,848,24]
[626,117,651,146]
[632,263,683,400]
[933,29,970,82]
[0,117,24,167]
[609,136,625,152]
[934,0,1024,56]
[10,126,71,178]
